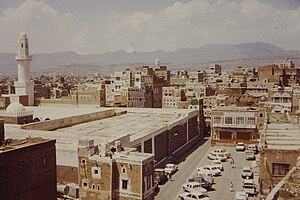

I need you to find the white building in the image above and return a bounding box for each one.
[14,32,34,106]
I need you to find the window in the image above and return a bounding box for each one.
[81,158,86,164]
[214,116,221,124]
[122,180,128,190]
[146,175,151,190]
[272,163,289,176]
[236,117,244,124]
[91,167,101,179]
[225,117,233,124]
[247,117,255,125]
[260,113,264,117]
[82,180,89,188]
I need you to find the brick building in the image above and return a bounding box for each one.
[0,120,56,200]
[258,58,299,86]
[78,140,155,200]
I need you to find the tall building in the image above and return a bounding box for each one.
[14,32,34,106]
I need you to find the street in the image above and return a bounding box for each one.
[155,139,259,200]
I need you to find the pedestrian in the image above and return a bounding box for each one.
[166,173,170,180]
[230,182,233,192]
[169,173,173,181]
[231,158,235,168]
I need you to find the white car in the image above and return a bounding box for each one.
[183,182,207,194]
[242,180,256,195]
[207,152,227,162]
[210,149,231,158]
[164,163,178,174]
[198,165,221,176]
[247,144,258,154]
[236,142,245,151]
[211,160,224,171]
[245,151,255,160]
[241,166,253,179]
[235,191,248,200]
[179,192,211,200]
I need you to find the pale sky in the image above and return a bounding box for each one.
[0,0,300,54]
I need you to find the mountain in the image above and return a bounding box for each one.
[1,42,300,74]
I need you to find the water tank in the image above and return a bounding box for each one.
[57,184,69,196]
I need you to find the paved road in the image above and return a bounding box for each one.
[155,141,260,200]
[155,138,211,200]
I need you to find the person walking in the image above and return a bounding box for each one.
[230,182,233,192]
[231,158,235,168]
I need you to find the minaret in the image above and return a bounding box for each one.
[14,32,34,106]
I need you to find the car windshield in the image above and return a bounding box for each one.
[198,194,206,198]
[243,184,254,189]
[211,167,217,170]
[213,161,221,164]
[237,144,244,146]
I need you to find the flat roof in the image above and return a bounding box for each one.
[265,123,300,150]
[4,107,198,150]
[0,137,53,153]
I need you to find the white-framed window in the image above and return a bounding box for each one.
[236,117,244,124]
[225,117,233,124]
[91,167,101,179]
[214,116,221,124]
[247,117,255,125]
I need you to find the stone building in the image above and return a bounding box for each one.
[78,140,155,200]
[258,58,300,86]
[0,120,56,200]
[210,106,266,145]
[128,84,153,108]
[162,87,188,109]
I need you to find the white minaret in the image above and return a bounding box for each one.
[14,32,34,106]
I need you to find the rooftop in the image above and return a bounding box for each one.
[0,137,52,153]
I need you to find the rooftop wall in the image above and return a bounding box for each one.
[21,109,116,131]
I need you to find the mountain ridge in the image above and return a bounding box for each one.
[0,42,299,74]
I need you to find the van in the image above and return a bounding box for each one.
[242,180,256,195]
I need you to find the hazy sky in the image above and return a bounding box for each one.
[0,0,300,54]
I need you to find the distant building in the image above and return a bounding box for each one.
[210,106,266,145]
[78,140,155,200]
[0,119,56,200]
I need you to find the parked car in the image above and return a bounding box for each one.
[164,163,178,174]
[198,165,221,176]
[207,152,227,162]
[196,171,214,185]
[179,192,211,200]
[210,149,231,158]
[183,182,207,194]
[242,180,256,195]
[247,144,258,154]
[245,151,255,160]
[211,160,224,171]
[235,191,248,200]
[241,166,253,179]
[236,142,245,151]
[154,168,167,184]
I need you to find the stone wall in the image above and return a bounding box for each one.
[21,109,115,131]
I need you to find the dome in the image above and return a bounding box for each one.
[6,102,25,113]
[19,32,27,38]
